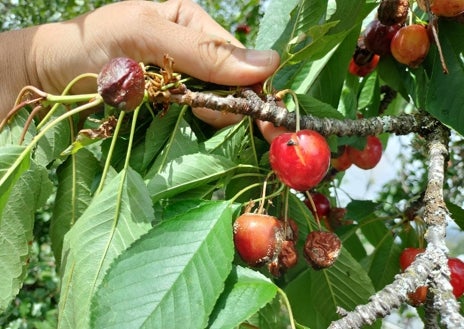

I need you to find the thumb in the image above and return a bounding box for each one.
[151,22,280,86]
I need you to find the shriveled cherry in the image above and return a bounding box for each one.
[347,136,383,170]
[448,257,464,298]
[331,146,352,171]
[417,0,464,17]
[233,213,282,267]
[363,19,402,55]
[390,24,430,67]
[97,57,145,112]
[305,192,331,219]
[269,130,331,191]
[377,0,409,26]
[304,231,342,270]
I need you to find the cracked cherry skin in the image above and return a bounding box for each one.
[269,130,331,191]
[233,213,282,267]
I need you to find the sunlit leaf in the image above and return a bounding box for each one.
[90,200,237,329]
[0,162,52,312]
[57,168,153,329]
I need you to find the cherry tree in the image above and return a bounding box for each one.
[1,0,464,328]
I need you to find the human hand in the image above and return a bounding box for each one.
[25,0,279,128]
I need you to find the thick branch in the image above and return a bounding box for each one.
[158,89,438,137]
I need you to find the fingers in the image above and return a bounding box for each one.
[256,120,290,144]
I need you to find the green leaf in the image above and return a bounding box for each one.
[147,153,239,203]
[208,266,278,329]
[423,19,464,135]
[0,162,53,312]
[0,145,31,220]
[34,104,71,166]
[286,248,375,329]
[447,201,464,231]
[297,94,344,119]
[0,108,36,146]
[144,115,199,179]
[57,168,153,329]
[50,149,101,268]
[255,0,300,51]
[200,120,249,160]
[130,105,183,174]
[90,200,238,329]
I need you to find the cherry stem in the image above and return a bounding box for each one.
[19,104,43,145]
[277,287,297,329]
[95,110,126,196]
[257,171,274,214]
[275,89,300,132]
[0,98,101,189]
[305,191,322,231]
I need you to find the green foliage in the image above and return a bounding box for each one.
[2,0,464,328]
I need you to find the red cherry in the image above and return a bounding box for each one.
[233,213,282,267]
[363,19,402,55]
[305,192,331,219]
[331,146,352,171]
[97,57,145,112]
[269,130,331,191]
[347,136,383,170]
[348,54,380,77]
[236,23,251,34]
[399,247,425,271]
[417,0,464,17]
[399,248,428,305]
[448,258,464,298]
[390,24,430,67]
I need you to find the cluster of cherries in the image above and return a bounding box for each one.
[349,0,464,77]
[400,247,464,305]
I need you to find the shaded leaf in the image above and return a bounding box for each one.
[0,162,52,312]
[148,153,239,203]
[90,200,237,329]
[0,145,30,220]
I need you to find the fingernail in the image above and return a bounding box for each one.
[245,49,278,67]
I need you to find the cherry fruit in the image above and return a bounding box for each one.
[97,57,145,112]
[363,20,402,55]
[331,146,352,171]
[448,257,464,298]
[417,0,464,17]
[377,0,409,26]
[399,247,427,305]
[305,192,331,219]
[348,54,380,77]
[233,213,282,267]
[269,130,331,191]
[304,231,342,270]
[390,24,430,67]
[347,136,383,170]
[399,247,425,271]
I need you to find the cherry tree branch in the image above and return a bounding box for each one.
[158,88,438,137]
